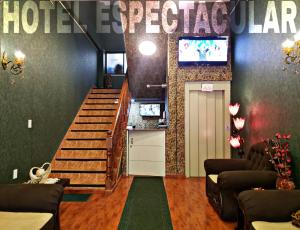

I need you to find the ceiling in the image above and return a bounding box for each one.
[70,1,125,52]
[69,1,165,99]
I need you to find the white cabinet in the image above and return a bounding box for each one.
[127,130,165,176]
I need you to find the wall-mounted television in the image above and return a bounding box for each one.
[178,36,229,66]
[140,104,160,117]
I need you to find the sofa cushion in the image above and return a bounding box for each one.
[252,221,298,230]
[208,174,218,184]
[0,211,53,230]
[246,143,273,171]
[0,184,64,213]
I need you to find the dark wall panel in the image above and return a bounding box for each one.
[0,1,97,183]
[122,0,167,99]
[75,1,125,52]
[232,0,300,187]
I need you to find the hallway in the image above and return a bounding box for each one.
[60,177,235,230]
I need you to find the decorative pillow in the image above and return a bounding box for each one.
[208,174,218,184]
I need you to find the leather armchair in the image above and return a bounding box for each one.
[0,184,64,230]
[238,190,300,230]
[204,142,278,221]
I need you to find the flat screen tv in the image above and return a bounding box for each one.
[140,104,160,117]
[178,36,228,66]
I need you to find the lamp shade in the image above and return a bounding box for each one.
[282,39,294,54]
[233,117,245,130]
[282,39,294,48]
[294,32,300,42]
[229,103,240,116]
[230,136,241,148]
[14,50,25,65]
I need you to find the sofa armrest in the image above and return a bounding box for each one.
[238,190,300,225]
[204,159,248,175]
[0,184,64,214]
[218,170,277,190]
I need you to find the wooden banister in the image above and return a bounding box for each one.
[106,78,131,190]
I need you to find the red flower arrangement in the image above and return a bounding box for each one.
[265,133,295,190]
[265,133,292,178]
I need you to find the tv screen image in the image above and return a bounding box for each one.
[140,104,160,116]
[178,36,228,66]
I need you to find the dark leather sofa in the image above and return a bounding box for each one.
[204,142,278,221]
[238,190,300,230]
[0,184,64,230]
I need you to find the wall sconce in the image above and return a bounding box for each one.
[282,32,300,73]
[1,50,25,75]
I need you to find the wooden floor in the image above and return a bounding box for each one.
[164,177,236,230]
[60,177,236,230]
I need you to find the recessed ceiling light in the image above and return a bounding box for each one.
[138,41,157,56]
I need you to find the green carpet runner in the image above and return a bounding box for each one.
[62,194,91,202]
[118,177,173,230]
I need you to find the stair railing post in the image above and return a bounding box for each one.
[106,130,113,190]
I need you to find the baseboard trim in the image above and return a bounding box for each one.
[164,174,186,179]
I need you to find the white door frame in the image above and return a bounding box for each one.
[184,81,231,177]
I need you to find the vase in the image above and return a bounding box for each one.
[292,219,300,227]
[292,211,300,227]
[276,177,295,190]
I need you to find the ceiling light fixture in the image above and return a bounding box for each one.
[138,41,157,56]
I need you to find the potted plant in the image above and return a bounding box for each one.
[264,133,295,190]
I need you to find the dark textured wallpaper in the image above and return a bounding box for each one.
[122,0,168,99]
[232,0,300,187]
[0,1,97,183]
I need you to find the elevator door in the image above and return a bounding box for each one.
[185,82,230,177]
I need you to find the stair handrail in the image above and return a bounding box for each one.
[111,77,129,137]
[106,77,130,190]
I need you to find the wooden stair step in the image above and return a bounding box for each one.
[49,83,129,191]
[60,140,107,149]
[75,116,114,124]
[56,150,107,159]
[70,124,112,131]
[82,104,118,110]
[65,132,107,140]
[50,173,106,185]
[91,88,121,94]
[78,110,116,116]
[85,99,119,104]
[60,185,105,188]
[52,161,106,171]
[88,94,119,99]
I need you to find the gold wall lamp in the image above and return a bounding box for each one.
[1,50,25,75]
[282,32,300,73]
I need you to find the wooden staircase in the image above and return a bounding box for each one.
[50,80,130,190]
